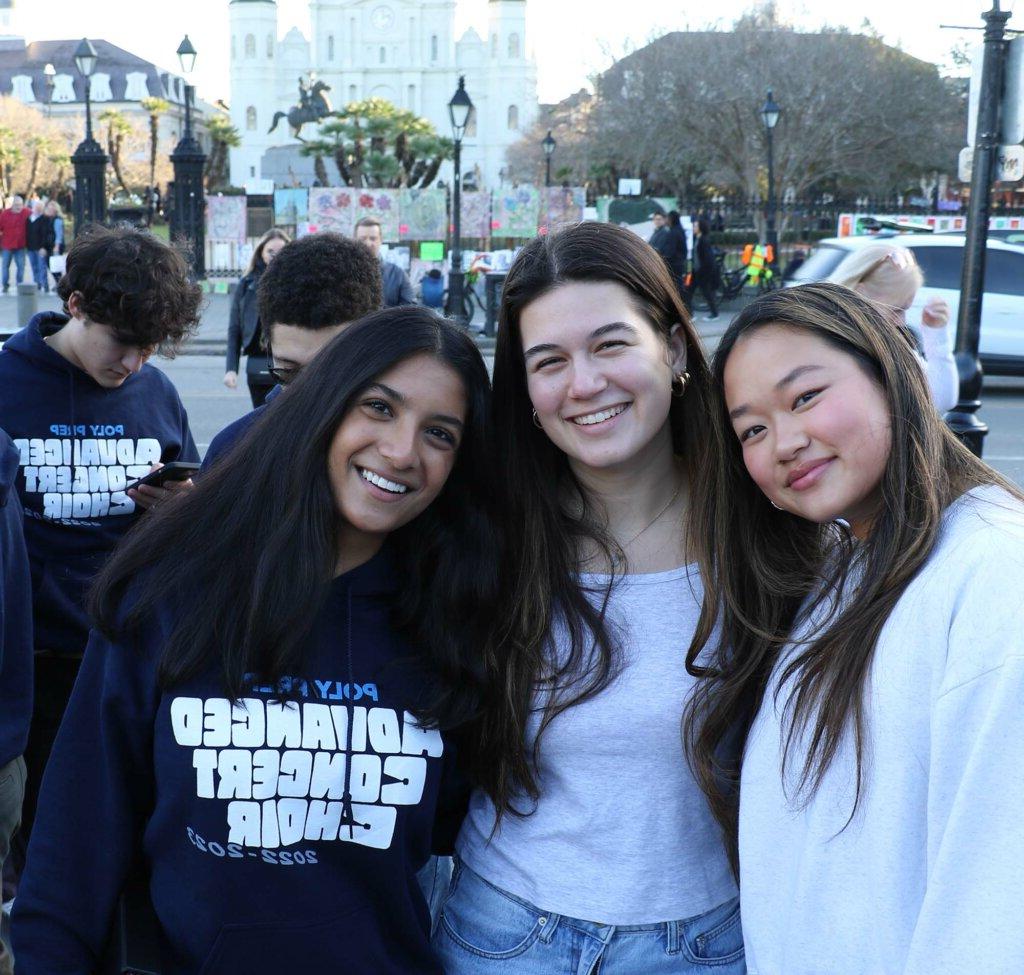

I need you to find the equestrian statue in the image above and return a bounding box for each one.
[268,77,333,140]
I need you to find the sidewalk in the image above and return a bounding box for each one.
[0,291,494,353]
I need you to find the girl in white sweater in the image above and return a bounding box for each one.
[685,282,1024,974]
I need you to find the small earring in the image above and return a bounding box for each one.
[769,498,784,511]
[671,370,690,398]
[532,408,543,429]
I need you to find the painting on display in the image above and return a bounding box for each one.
[545,186,585,231]
[273,188,308,225]
[459,192,492,240]
[205,196,247,243]
[353,190,401,240]
[398,188,447,241]
[492,186,540,238]
[307,188,355,235]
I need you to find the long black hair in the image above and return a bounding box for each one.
[470,221,715,818]
[90,307,498,729]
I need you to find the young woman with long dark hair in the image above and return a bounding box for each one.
[685,283,1024,973]
[13,307,498,975]
[435,223,744,973]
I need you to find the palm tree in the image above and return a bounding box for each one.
[98,108,133,198]
[203,114,241,191]
[140,96,170,194]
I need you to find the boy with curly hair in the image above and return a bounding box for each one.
[202,231,382,468]
[0,225,202,865]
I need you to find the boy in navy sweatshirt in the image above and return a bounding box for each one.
[0,429,32,975]
[0,226,202,869]
[202,233,381,469]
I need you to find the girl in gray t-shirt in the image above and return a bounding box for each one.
[433,222,744,974]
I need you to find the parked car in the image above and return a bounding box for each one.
[787,233,1024,375]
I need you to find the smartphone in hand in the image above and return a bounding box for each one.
[126,462,200,490]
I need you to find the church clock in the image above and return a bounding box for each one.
[370,5,395,32]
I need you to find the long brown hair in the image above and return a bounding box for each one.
[246,227,291,276]
[683,282,1022,870]
[471,221,715,819]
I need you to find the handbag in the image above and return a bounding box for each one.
[48,254,67,275]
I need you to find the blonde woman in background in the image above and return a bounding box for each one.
[833,243,958,412]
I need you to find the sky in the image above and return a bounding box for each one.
[11,0,1013,104]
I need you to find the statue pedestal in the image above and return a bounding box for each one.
[261,145,344,189]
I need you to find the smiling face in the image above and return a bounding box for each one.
[328,353,466,566]
[723,325,892,537]
[520,280,685,479]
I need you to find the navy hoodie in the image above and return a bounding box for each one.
[14,548,467,974]
[0,428,32,768]
[0,313,198,654]
[201,384,281,472]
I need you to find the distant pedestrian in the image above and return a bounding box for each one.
[223,228,291,408]
[647,210,671,263]
[25,202,54,294]
[689,218,719,320]
[354,216,414,307]
[665,209,689,295]
[0,197,30,294]
[43,201,65,289]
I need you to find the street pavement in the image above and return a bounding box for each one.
[1,293,1021,485]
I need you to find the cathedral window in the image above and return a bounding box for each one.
[379,46,386,64]
[246,106,257,131]
[267,35,274,58]
[245,34,256,59]
[328,35,335,61]
[407,84,415,108]
[507,104,519,130]
[491,34,498,57]
[431,34,438,61]
[349,85,358,101]
[508,33,520,59]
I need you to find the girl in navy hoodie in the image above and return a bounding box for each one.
[14,307,498,975]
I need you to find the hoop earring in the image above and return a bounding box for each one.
[769,498,784,511]
[671,370,690,398]
[532,408,543,429]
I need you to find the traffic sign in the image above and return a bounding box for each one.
[958,144,1024,182]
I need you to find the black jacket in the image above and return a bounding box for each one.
[226,269,263,373]
[25,215,55,252]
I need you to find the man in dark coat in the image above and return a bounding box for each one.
[354,217,415,307]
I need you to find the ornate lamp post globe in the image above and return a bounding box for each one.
[446,76,473,327]
[170,34,207,278]
[760,89,781,269]
[70,38,107,234]
[542,129,556,188]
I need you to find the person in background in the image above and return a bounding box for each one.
[223,228,291,408]
[14,308,499,975]
[833,242,958,413]
[689,218,720,321]
[355,216,415,308]
[686,283,1024,973]
[203,232,382,469]
[25,202,54,295]
[43,201,65,290]
[647,210,670,262]
[665,209,689,299]
[0,428,32,975]
[0,226,201,879]
[0,197,30,295]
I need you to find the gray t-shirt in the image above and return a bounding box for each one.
[457,564,737,925]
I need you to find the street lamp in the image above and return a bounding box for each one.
[43,62,55,118]
[71,38,107,233]
[542,130,556,188]
[446,75,473,327]
[760,89,781,268]
[170,34,207,278]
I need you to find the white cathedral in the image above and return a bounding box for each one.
[229,0,538,190]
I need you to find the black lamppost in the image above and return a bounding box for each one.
[947,1,1011,456]
[760,89,781,268]
[43,62,55,118]
[446,76,473,327]
[170,34,207,278]
[542,130,556,188]
[71,38,107,233]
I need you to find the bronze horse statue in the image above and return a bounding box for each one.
[268,78,333,140]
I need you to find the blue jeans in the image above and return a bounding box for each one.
[0,758,26,975]
[27,250,48,291]
[1,249,25,290]
[433,858,746,974]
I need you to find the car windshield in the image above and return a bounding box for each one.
[788,244,848,282]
